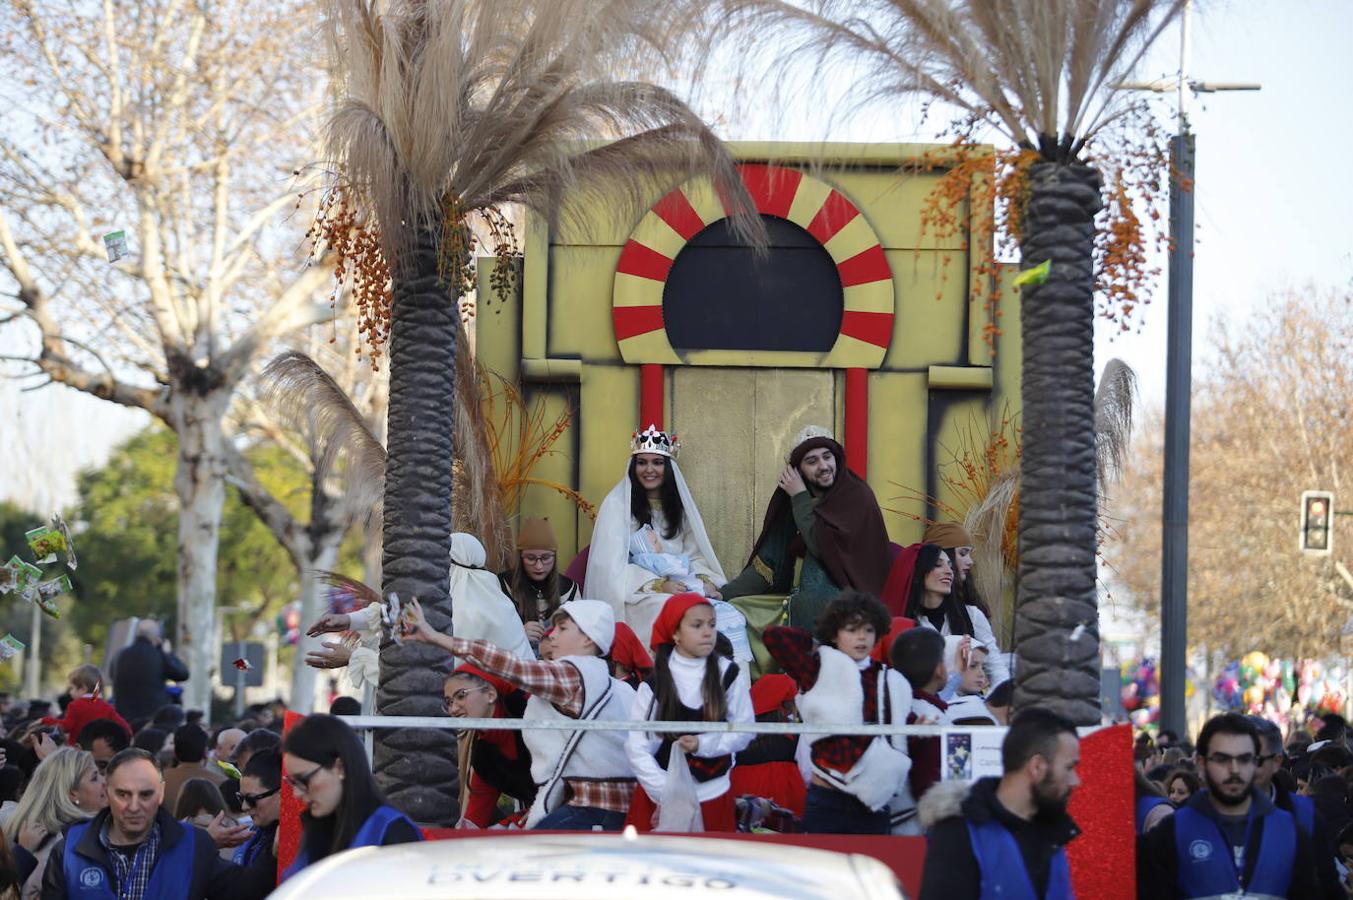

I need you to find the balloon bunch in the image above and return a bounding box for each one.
[1212,652,1347,731]
[1121,658,1161,729]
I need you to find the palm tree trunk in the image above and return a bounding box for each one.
[376,225,459,823]
[1013,161,1104,725]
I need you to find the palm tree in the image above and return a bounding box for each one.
[718,0,1183,723]
[320,0,757,821]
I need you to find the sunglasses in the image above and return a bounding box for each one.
[239,787,280,808]
[283,764,325,792]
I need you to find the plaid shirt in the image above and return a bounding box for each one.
[98,818,161,900]
[763,626,891,775]
[447,637,634,814]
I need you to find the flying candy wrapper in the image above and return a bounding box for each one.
[104,230,128,263]
[232,657,252,671]
[52,514,77,570]
[381,593,418,645]
[215,760,242,780]
[0,633,24,662]
[24,525,65,565]
[1,556,43,596]
[1012,258,1051,289]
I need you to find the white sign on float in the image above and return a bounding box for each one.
[942,727,1006,781]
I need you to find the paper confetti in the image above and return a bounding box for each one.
[232,657,252,671]
[2,556,42,595]
[24,526,65,564]
[0,634,24,662]
[1012,258,1052,288]
[34,575,72,602]
[104,230,128,262]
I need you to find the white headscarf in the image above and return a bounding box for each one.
[449,533,534,660]
[585,456,724,621]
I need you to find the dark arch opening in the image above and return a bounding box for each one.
[662,215,843,352]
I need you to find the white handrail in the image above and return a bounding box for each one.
[336,715,1106,738]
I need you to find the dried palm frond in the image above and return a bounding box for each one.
[315,570,383,609]
[322,0,763,270]
[716,0,1185,160]
[1094,356,1138,487]
[965,468,1020,644]
[480,369,597,523]
[452,320,513,569]
[259,350,389,519]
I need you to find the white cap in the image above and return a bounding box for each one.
[556,600,615,655]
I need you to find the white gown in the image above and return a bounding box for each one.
[586,458,726,648]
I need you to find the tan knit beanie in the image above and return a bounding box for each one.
[922,521,975,549]
[517,518,558,552]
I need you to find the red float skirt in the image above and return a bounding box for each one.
[623,784,737,833]
[729,761,808,817]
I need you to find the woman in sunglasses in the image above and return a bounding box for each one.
[280,715,422,880]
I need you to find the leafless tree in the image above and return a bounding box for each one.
[1107,289,1353,660]
[228,341,388,713]
[0,0,330,708]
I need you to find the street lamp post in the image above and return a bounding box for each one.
[1117,0,1259,738]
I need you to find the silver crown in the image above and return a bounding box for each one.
[630,424,679,459]
[785,425,834,462]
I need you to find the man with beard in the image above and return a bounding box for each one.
[723,426,892,644]
[916,708,1082,899]
[1138,713,1320,898]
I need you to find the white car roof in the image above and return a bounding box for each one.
[269,833,904,900]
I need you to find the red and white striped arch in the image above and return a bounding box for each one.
[611,163,895,368]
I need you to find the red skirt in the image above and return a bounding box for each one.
[623,784,736,833]
[729,761,807,817]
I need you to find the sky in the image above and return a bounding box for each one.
[2,1,1351,516]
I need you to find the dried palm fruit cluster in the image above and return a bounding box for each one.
[307,186,394,369]
[913,101,1173,348]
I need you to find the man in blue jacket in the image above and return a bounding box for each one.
[918,708,1082,899]
[1138,713,1320,898]
[42,747,240,899]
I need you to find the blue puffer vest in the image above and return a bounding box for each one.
[966,818,1075,899]
[1173,801,1296,899]
[282,804,420,880]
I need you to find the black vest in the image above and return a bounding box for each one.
[470,690,536,805]
[649,663,739,783]
[736,712,800,766]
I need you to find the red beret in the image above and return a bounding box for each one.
[750,674,798,716]
[871,616,918,664]
[649,592,713,650]
[451,663,514,700]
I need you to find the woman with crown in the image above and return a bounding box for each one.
[585,426,728,646]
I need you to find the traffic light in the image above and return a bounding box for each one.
[1300,490,1334,555]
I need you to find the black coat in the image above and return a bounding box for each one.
[111,637,190,722]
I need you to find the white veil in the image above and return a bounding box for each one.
[585,457,725,621]
[449,533,534,659]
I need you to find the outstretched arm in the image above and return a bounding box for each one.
[405,599,583,714]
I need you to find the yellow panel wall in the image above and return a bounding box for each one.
[477,142,1024,564]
